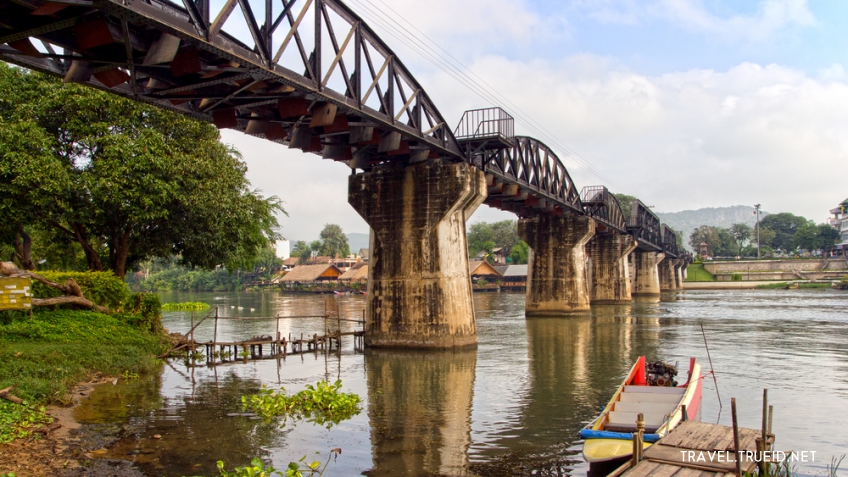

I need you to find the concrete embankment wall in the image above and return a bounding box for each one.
[701,258,848,282]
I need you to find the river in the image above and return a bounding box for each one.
[75,290,848,476]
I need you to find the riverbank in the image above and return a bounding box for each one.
[0,308,169,476]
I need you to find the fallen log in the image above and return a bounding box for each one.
[0,385,24,404]
[0,261,109,313]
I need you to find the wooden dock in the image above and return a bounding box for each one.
[164,303,366,365]
[611,394,776,477]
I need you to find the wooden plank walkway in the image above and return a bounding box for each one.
[617,420,773,477]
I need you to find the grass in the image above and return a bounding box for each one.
[685,263,717,282]
[0,309,168,405]
[754,282,833,289]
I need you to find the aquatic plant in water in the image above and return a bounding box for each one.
[161,302,211,311]
[241,380,362,428]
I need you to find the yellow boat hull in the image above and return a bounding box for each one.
[582,438,652,463]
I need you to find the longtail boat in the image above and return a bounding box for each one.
[580,356,702,465]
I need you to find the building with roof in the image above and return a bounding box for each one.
[339,262,368,283]
[830,198,848,256]
[469,260,503,281]
[279,264,342,284]
[500,264,527,283]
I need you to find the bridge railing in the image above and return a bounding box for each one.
[455,107,515,143]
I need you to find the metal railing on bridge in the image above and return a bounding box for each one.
[580,186,626,233]
[454,107,515,146]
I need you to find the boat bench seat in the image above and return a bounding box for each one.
[613,401,677,415]
[623,385,684,394]
[619,392,682,403]
[606,411,669,433]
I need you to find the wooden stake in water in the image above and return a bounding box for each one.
[731,398,742,477]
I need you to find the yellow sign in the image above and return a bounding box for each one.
[0,277,32,311]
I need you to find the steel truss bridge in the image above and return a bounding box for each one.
[0,0,687,259]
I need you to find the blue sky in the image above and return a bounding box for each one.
[217,0,848,243]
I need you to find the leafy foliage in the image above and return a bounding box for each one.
[318,224,350,258]
[760,213,808,252]
[241,380,362,428]
[127,264,247,292]
[467,220,519,259]
[509,240,530,264]
[0,62,284,279]
[33,270,129,309]
[123,292,163,333]
[0,400,52,444]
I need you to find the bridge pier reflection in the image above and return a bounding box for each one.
[364,349,476,476]
[349,161,486,349]
[519,215,596,315]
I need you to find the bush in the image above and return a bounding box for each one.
[123,293,163,333]
[33,271,129,309]
[731,272,743,281]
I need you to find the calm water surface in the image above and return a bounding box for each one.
[76,290,848,476]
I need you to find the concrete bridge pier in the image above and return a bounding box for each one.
[631,251,665,296]
[586,233,637,304]
[349,161,486,349]
[519,215,595,315]
[673,260,685,289]
[659,257,678,291]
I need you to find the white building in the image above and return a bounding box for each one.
[275,239,290,260]
[829,199,848,256]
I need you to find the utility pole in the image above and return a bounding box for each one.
[754,204,761,259]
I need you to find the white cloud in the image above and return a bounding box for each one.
[573,0,816,42]
[229,55,848,235]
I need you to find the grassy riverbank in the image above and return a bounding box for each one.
[685,263,716,282]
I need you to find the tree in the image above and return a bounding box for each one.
[0,63,284,279]
[729,223,752,256]
[319,224,350,258]
[612,193,640,221]
[467,220,518,257]
[690,225,735,257]
[291,240,310,263]
[509,240,530,264]
[760,213,808,252]
[793,222,839,254]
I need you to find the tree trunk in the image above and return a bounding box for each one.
[110,229,131,280]
[13,227,35,270]
[70,222,104,271]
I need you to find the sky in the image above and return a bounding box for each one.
[214,0,848,243]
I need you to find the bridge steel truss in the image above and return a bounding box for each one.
[468,135,584,218]
[0,0,461,164]
[579,186,626,234]
[661,224,681,259]
[0,0,690,254]
[626,199,663,252]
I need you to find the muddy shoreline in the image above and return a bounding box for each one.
[0,378,146,477]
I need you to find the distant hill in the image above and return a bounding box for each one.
[346,232,370,252]
[656,206,769,250]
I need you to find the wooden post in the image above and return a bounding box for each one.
[767,405,774,436]
[632,413,645,465]
[731,398,742,477]
[212,307,219,362]
[190,310,195,346]
[682,404,687,422]
[760,389,769,474]
[275,317,280,355]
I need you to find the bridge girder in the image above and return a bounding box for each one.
[661,224,681,259]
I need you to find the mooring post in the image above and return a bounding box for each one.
[190,311,195,347]
[212,307,219,363]
[275,317,280,356]
[731,398,742,477]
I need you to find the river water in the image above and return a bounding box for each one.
[76,290,848,476]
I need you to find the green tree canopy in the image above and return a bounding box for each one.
[729,223,752,255]
[319,224,350,258]
[0,63,284,278]
[760,212,808,252]
[509,240,530,264]
[467,220,519,258]
[291,240,310,264]
[689,225,736,257]
[793,223,839,254]
[612,193,641,221]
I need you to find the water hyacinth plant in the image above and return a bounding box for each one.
[241,380,362,428]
